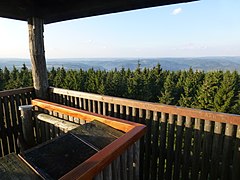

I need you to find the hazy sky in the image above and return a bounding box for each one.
[0,0,240,59]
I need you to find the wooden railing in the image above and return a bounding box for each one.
[0,87,35,157]
[49,87,240,180]
[32,99,146,179]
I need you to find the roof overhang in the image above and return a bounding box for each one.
[0,0,197,24]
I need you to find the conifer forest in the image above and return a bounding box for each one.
[0,63,239,115]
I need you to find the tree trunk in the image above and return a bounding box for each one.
[28,17,49,100]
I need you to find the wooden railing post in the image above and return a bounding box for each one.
[19,105,35,151]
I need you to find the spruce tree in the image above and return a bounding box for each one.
[159,72,177,105]
[179,68,204,107]
[0,68,4,90]
[53,67,66,88]
[214,70,239,113]
[196,71,223,110]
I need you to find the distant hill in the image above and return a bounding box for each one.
[0,57,240,72]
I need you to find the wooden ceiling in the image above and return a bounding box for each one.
[0,0,197,24]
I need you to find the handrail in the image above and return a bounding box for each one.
[0,87,34,97]
[49,87,240,125]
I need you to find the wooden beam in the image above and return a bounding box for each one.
[28,17,49,100]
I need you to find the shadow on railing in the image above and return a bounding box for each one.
[0,87,35,157]
[49,87,240,180]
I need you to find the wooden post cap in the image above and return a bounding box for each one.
[19,105,33,111]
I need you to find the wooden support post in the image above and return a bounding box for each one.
[19,105,35,150]
[28,17,49,100]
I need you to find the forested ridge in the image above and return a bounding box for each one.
[1,63,240,115]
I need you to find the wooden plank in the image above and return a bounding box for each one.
[127,145,134,180]
[120,150,127,180]
[9,95,18,153]
[0,97,9,156]
[50,87,240,126]
[126,106,130,121]
[94,171,103,180]
[232,125,240,180]
[112,156,121,180]
[28,17,48,100]
[88,99,92,112]
[97,101,101,115]
[120,105,125,120]
[191,118,202,180]
[26,92,32,105]
[36,113,80,133]
[20,92,27,105]
[165,114,175,180]
[33,99,139,132]
[133,140,140,180]
[173,115,183,180]
[103,102,107,116]
[103,164,112,180]
[209,122,223,180]
[3,96,15,153]
[158,112,167,179]
[200,120,212,180]
[0,87,34,98]
[143,110,151,180]
[71,120,124,150]
[182,116,192,180]
[220,124,233,180]
[138,108,144,180]
[0,153,41,179]
[151,111,159,180]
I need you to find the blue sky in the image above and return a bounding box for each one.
[0,0,240,58]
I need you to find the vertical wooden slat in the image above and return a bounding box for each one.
[165,114,175,180]
[138,108,144,180]
[75,97,79,108]
[108,103,113,117]
[0,97,9,156]
[232,125,240,180]
[88,99,92,112]
[9,95,18,153]
[79,98,83,110]
[120,150,127,180]
[97,101,101,115]
[3,97,15,153]
[92,100,96,113]
[83,98,87,111]
[200,120,212,180]
[26,92,32,105]
[103,164,112,180]
[182,116,192,180]
[114,104,118,118]
[127,145,134,180]
[102,102,107,116]
[158,112,167,179]
[94,171,103,180]
[221,123,233,180]
[191,118,202,179]
[120,105,125,120]
[40,121,46,143]
[143,110,151,180]
[151,111,159,180]
[112,156,121,180]
[134,140,140,180]
[210,122,223,179]
[45,122,50,141]
[173,115,183,180]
